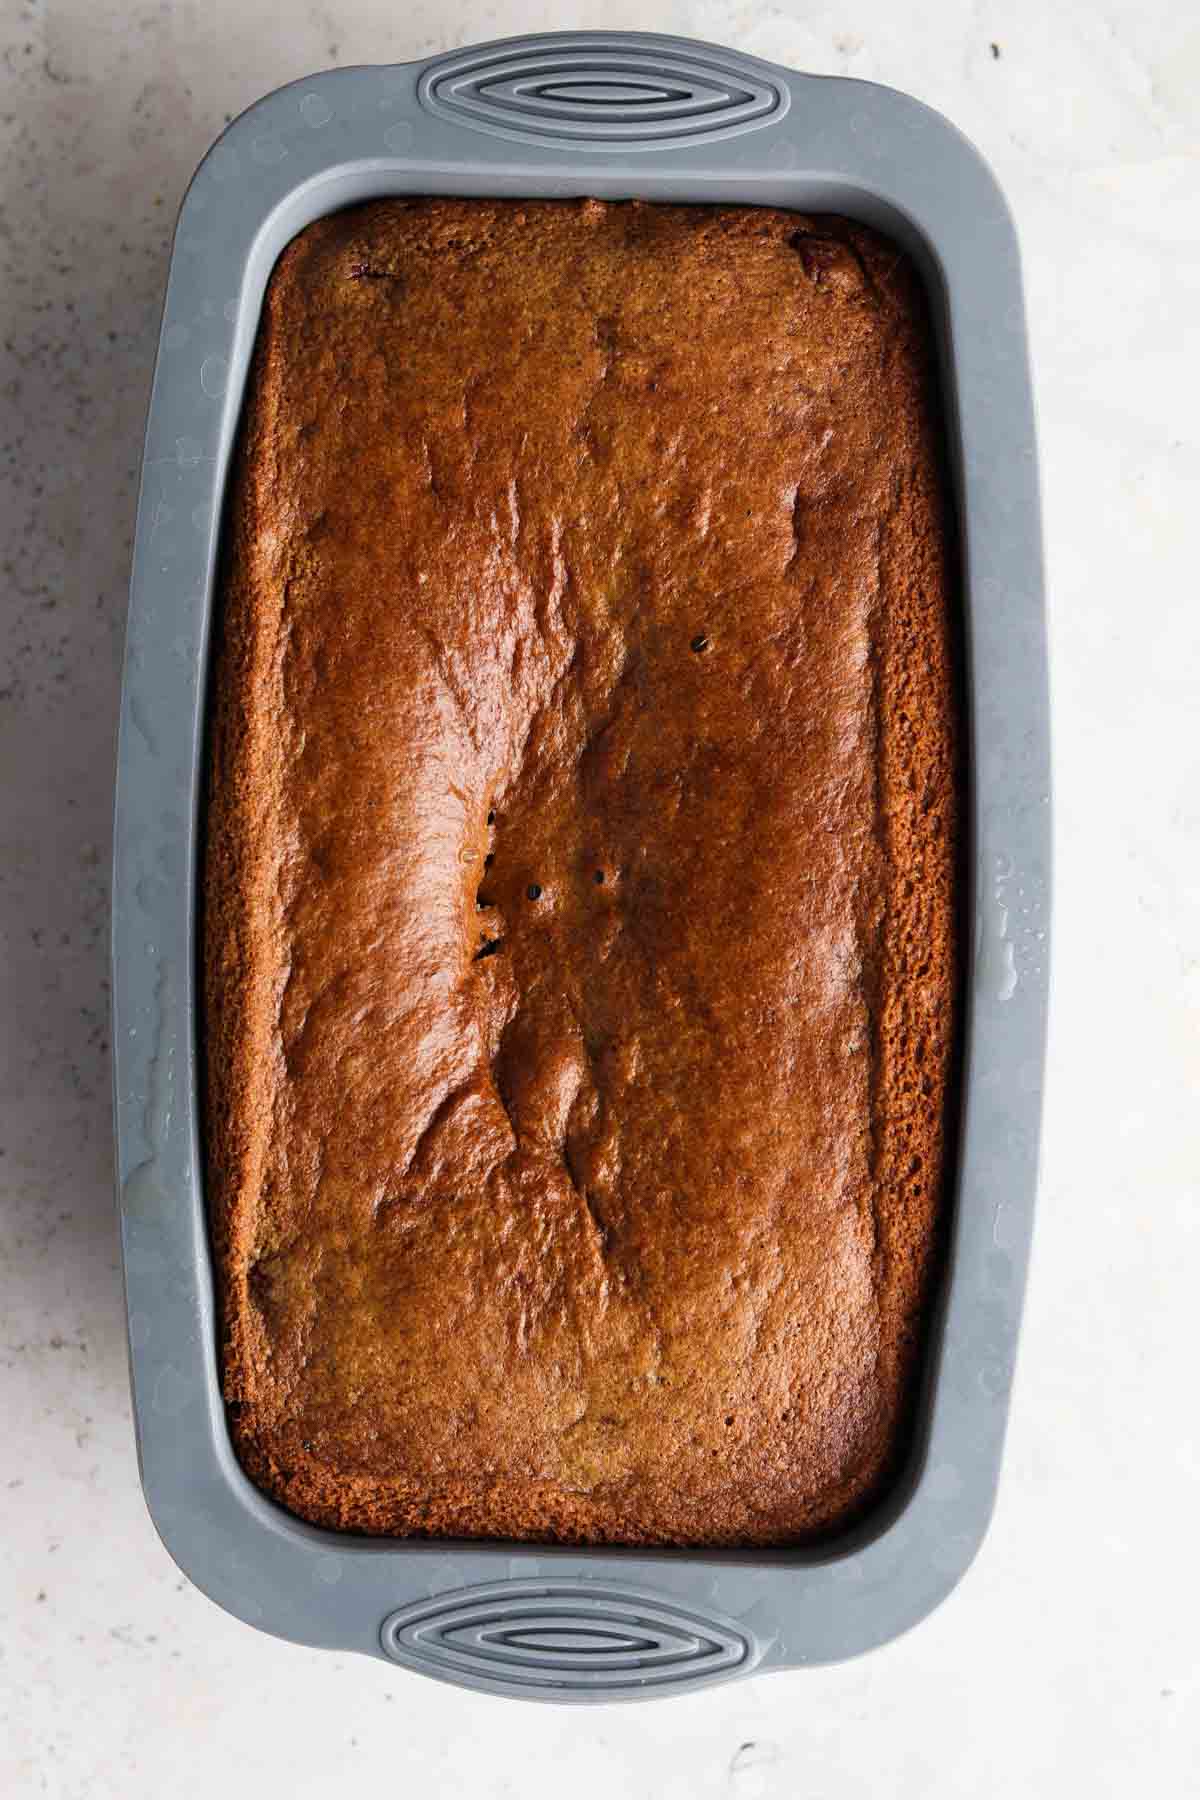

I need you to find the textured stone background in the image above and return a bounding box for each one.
[2,2,1198,1794]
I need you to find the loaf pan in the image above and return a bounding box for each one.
[113,31,1049,1702]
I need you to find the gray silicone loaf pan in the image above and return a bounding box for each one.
[113,32,1049,1702]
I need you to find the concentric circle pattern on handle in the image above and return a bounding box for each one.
[417,37,789,149]
[380,1581,759,1698]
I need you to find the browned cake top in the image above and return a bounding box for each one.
[205,198,960,1546]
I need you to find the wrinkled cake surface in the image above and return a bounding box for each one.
[204,198,961,1545]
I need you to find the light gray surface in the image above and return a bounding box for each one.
[3,0,1199,1788]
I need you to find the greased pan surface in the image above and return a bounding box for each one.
[113,32,1048,1701]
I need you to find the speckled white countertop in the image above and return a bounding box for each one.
[2,2,1198,1794]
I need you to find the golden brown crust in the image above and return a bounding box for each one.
[204,199,961,1545]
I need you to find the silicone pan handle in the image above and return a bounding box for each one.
[415,35,791,151]
[380,1579,762,1701]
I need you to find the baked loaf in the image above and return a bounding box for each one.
[205,198,960,1545]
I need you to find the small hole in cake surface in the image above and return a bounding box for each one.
[484,853,494,867]
[475,937,503,961]
[594,870,605,884]
[487,809,495,825]
[691,633,710,653]
[527,883,542,901]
